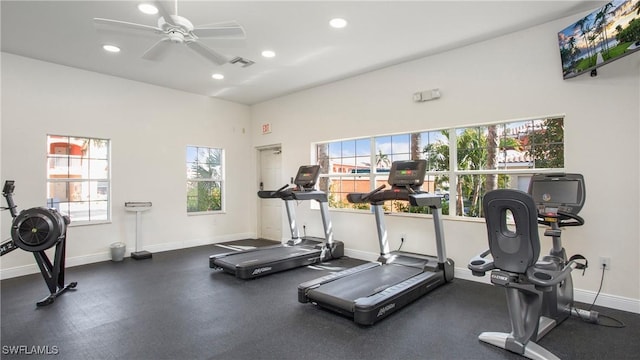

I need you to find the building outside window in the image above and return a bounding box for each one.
[186,146,224,213]
[46,135,110,223]
[316,116,564,218]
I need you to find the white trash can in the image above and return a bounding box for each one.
[110,242,126,262]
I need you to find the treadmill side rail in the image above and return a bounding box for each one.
[209,243,285,268]
[353,271,445,325]
[235,251,321,279]
[211,240,345,279]
[298,262,381,302]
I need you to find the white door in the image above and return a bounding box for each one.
[259,147,282,241]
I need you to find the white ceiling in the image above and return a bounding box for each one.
[1,1,606,105]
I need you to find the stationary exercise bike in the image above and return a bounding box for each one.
[1,180,77,306]
[468,173,598,360]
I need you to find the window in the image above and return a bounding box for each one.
[186,146,224,213]
[315,116,564,218]
[47,135,110,223]
[317,138,372,210]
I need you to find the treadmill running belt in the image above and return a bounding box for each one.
[306,265,423,311]
[218,245,320,267]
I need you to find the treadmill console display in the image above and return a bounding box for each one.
[388,160,427,187]
[528,173,585,215]
[294,165,320,189]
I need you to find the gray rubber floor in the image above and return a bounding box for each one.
[1,240,638,359]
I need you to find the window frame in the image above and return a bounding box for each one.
[315,115,565,219]
[46,134,111,226]
[186,145,225,215]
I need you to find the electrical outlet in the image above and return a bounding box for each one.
[400,233,407,242]
[599,256,611,270]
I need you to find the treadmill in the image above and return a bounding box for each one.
[298,160,454,325]
[209,165,344,279]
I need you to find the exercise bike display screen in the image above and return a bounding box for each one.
[529,173,585,215]
[388,160,427,187]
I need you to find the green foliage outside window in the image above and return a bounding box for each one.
[187,182,222,212]
[528,118,564,168]
[186,146,223,213]
[316,117,564,218]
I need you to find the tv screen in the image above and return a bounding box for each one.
[558,0,640,79]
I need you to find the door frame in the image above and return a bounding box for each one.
[256,144,282,240]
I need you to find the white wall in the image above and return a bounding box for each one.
[1,53,256,277]
[251,16,640,312]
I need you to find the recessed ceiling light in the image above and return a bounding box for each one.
[329,18,348,29]
[211,73,224,80]
[138,3,158,15]
[102,45,121,53]
[261,50,276,58]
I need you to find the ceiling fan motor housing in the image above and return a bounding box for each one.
[159,15,194,32]
[159,15,194,43]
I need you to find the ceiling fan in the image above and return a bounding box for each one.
[94,0,245,65]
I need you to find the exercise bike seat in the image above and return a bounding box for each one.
[468,189,539,277]
[485,189,540,274]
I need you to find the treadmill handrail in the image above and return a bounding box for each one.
[257,184,291,199]
[362,185,387,202]
[408,193,443,209]
[291,190,328,202]
[347,185,386,204]
[356,188,429,204]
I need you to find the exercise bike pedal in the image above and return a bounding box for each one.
[569,254,588,275]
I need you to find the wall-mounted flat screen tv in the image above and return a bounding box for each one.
[558,0,640,79]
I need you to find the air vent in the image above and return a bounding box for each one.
[229,56,255,67]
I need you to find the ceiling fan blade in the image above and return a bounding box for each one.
[94,18,162,34]
[142,38,173,61]
[186,41,228,65]
[154,0,177,27]
[193,22,246,38]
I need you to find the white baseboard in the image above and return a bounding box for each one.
[573,288,639,314]
[0,232,256,280]
[344,248,379,262]
[144,232,256,253]
[0,263,41,280]
[0,252,114,280]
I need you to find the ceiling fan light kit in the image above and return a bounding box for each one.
[102,44,121,53]
[261,50,275,58]
[329,18,348,29]
[137,3,158,15]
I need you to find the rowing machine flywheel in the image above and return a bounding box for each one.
[11,207,69,252]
